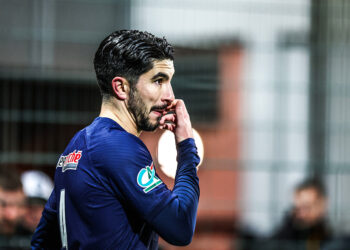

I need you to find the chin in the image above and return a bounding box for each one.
[147,123,159,132]
[141,127,157,132]
[138,121,159,132]
[147,118,160,131]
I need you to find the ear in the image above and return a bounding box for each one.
[111,77,129,100]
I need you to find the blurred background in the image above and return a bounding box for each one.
[1,0,350,249]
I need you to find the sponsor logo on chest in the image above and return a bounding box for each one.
[56,150,82,172]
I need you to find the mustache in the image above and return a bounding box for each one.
[150,104,168,112]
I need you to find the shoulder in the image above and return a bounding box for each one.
[102,129,149,155]
[85,118,148,154]
[89,127,151,166]
[83,118,153,171]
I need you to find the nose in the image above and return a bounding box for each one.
[161,83,175,104]
[4,206,20,222]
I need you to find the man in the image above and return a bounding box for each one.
[21,170,54,234]
[272,178,332,249]
[0,166,26,237]
[32,30,200,249]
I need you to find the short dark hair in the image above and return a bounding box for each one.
[295,177,327,198]
[94,30,174,98]
[0,166,22,191]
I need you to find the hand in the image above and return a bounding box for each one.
[158,99,193,143]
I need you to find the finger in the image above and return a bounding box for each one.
[173,99,193,142]
[165,100,179,111]
[162,110,175,115]
[174,100,189,124]
[167,123,175,131]
[160,122,175,131]
[159,113,176,125]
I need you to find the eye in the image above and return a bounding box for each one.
[154,79,163,85]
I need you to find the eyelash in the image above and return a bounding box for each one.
[154,79,163,85]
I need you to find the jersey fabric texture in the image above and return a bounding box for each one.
[31,117,200,250]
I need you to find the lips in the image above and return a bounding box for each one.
[151,105,168,116]
[151,110,163,116]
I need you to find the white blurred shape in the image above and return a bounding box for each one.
[157,129,204,179]
[21,170,54,201]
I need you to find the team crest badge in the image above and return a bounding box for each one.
[137,163,162,193]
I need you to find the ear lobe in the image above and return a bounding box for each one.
[111,77,129,100]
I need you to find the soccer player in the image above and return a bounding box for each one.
[31,30,200,249]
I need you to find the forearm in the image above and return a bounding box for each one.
[152,138,200,245]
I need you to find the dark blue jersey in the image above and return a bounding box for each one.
[31,117,200,249]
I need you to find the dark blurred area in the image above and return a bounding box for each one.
[236,178,350,250]
[0,166,53,249]
[1,0,350,249]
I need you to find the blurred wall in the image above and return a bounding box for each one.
[1,0,350,249]
[141,45,243,250]
[131,0,311,235]
[309,0,350,234]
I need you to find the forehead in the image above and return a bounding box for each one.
[295,188,320,202]
[0,188,24,202]
[145,59,175,77]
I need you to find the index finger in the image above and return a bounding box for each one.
[165,99,180,111]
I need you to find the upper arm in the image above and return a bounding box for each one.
[91,133,200,246]
[91,133,174,221]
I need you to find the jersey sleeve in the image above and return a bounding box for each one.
[91,132,200,246]
[151,138,200,245]
[31,188,61,249]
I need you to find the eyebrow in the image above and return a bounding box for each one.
[150,72,170,82]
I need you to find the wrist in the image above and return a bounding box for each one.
[175,129,194,144]
[175,136,192,144]
[176,138,200,166]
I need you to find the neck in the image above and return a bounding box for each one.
[99,98,141,137]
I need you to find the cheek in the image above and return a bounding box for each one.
[144,88,162,104]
